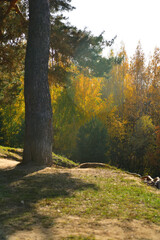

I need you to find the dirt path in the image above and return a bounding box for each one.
[0,158,19,169]
[6,215,160,240]
[0,158,160,240]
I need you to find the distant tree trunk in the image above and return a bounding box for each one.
[23,0,52,165]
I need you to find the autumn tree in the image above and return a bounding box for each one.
[129,42,146,121]
[129,116,156,174]
[147,48,160,125]
[102,46,128,116]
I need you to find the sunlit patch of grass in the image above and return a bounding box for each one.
[0,145,23,161]
[36,171,160,224]
[52,152,78,168]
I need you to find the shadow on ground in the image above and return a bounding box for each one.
[0,164,98,240]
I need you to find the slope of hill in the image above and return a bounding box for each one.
[0,145,77,168]
[0,146,160,240]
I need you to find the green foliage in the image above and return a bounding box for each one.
[72,31,116,77]
[0,77,25,148]
[76,118,109,163]
[131,116,155,157]
[128,116,156,174]
[52,88,83,156]
[49,18,116,86]
[50,0,74,12]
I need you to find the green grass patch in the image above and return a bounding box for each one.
[52,152,78,168]
[39,172,160,223]
[0,145,23,161]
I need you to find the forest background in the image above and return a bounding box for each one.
[0,0,160,176]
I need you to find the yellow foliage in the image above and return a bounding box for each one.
[50,83,63,111]
[70,67,105,118]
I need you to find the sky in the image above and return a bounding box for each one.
[65,0,160,60]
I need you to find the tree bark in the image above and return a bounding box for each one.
[23,0,52,165]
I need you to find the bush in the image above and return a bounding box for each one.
[76,117,108,163]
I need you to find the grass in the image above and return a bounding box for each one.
[0,146,160,239]
[52,152,78,168]
[38,172,160,223]
[0,145,23,161]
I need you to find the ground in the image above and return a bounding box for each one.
[0,155,160,240]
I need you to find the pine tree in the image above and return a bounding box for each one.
[23,0,52,164]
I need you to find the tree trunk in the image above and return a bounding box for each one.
[23,0,52,165]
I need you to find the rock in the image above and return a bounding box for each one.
[155,180,160,189]
[153,177,160,183]
[78,162,107,168]
[141,175,154,183]
[125,171,141,177]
